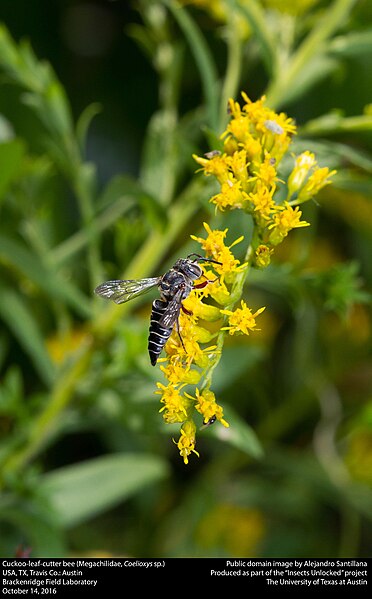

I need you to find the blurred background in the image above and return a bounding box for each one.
[0,0,371,558]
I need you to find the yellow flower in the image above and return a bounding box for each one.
[196,503,265,556]
[152,89,335,463]
[183,292,221,321]
[156,383,191,424]
[192,152,229,183]
[287,151,317,196]
[225,149,251,186]
[165,327,216,369]
[201,273,231,305]
[297,166,337,203]
[173,420,200,465]
[288,151,336,202]
[268,202,310,245]
[221,301,266,335]
[240,92,297,160]
[160,361,201,386]
[253,151,278,187]
[46,327,88,364]
[211,178,245,211]
[247,183,276,221]
[191,222,245,281]
[255,244,274,269]
[187,388,229,428]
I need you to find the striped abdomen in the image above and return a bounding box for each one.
[148,299,173,366]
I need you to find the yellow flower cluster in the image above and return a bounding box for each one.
[156,92,335,464]
[194,93,335,260]
[156,222,265,464]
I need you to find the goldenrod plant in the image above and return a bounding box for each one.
[157,92,335,463]
[0,0,371,557]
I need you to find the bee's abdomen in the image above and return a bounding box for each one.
[148,299,172,366]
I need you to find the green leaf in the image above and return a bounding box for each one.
[126,23,157,62]
[0,285,55,386]
[99,174,168,229]
[276,55,339,107]
[231,0,278,77]
[212,345,265,393]
[308,261,371,318]
[44,80,74,138]
[0,366,23,414]
[39,453,170,527]
[140,110,179,204]
[331,171,372,195]
[301,112,372,136]
[0,114,14,142]
[76,102,102,153]
[206,405,264,459]
[0,496,66,557]
[0,235,92,318]
[0,139,25,201]
[292,138,372,173]
[330,29,372,57]
[164,0,219,131]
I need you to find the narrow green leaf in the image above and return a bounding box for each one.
[140,110,179,203]
[212,345,265,393]
[164,0,219,131]
[0,497,66,557]
[40,453,170,527]
[275,55,339,107]
[76,102,102,153]
[301,113,372,136]
[0,114,14,142]
[126,23,157,62]
[44,81,73,137]
[52,196,136,265]
[329,29,372,57]
[293,138,372,173]
[0,235,92,318]
[0,285,55,386]
[99,174,167,228]
[266,0,359,107]
[206,405,264,459]
[0,139,25,201]
[231,0,278,77]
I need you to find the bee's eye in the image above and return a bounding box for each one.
[187,263,202,278]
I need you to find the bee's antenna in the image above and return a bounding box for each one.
[187,253,222,266]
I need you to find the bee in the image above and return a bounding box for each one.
[95,254,221,366]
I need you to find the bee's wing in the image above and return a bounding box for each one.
[95,277,160,304]
[159,289,183,328]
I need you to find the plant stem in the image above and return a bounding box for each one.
[220,10,243,127]
[0,181,205,485]
[266,0,358,108]
[201,242,254,391]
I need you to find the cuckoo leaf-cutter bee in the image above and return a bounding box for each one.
[95,254,221,365]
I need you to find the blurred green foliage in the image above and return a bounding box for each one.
[0,0,371,558]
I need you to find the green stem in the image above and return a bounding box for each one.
[219,9,243,127]
[201,242,254,391]
[51,196,136,266]
[72,165,102,290]
[232,0,278,78]
[0,181,204,486]
[266,0,358,108]
[1,341,94,479]
[164,0,220,131]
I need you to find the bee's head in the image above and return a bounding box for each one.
[174,258,203,280]
[175,254,222,280]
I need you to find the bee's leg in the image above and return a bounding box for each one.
[176,317,187,352]
[193,277,218,289]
